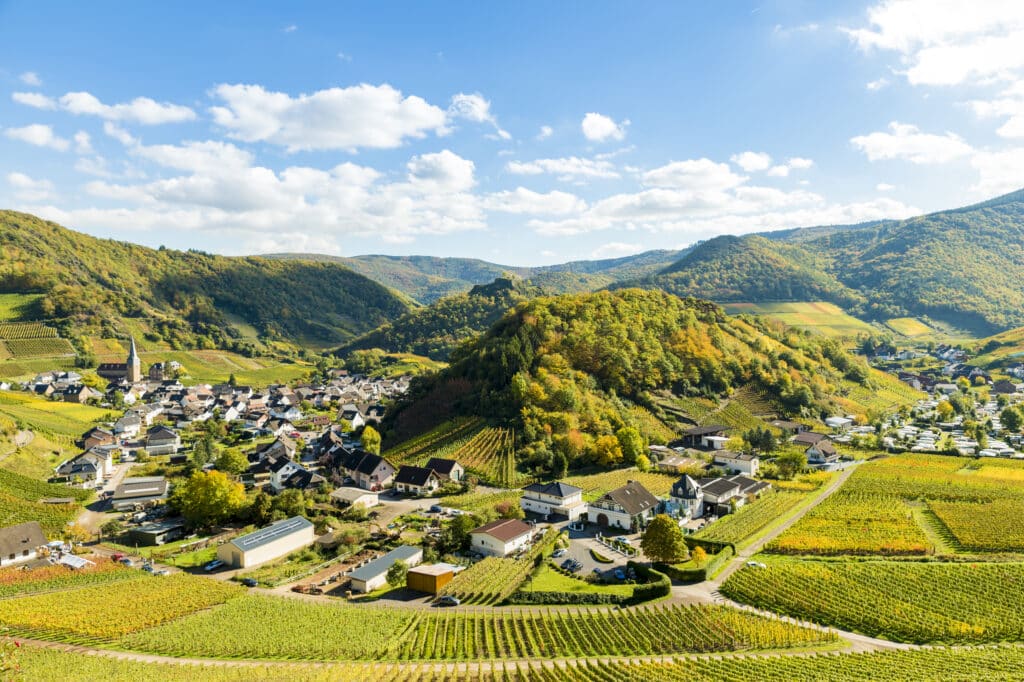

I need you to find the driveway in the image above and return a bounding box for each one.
[562,525,641,578]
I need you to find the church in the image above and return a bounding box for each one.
[96,337,144,383]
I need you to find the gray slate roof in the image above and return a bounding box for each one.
[348,545,421,582]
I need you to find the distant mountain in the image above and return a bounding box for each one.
[633,189,1024,335]
[0,211,412,352]
[265,250,681,304]
[335,276,542,361]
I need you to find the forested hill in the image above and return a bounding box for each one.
[334,277,542,361]
[0,211,412,350]
[631,189,1024,335]
[384,289,874,476]
[266,250,681,304]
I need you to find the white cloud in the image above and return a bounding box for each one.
[591,242,644,259]
[537,125,553,140]
[6,172,53,201]
[731,151,773,171]
[4,124,69,151]
[970,147,1024,196]
[643,159,745,191]
[866,77,890,91]
[581,112,628,142]
[507,156,619,180]
[73,131,93,154]
[850,121,973,163]
[74,156,114,178]
[448,92,510,139]
[103,122,137,146]
[766,165,790,177]
[59,91,196,124]
[876,182,896,191]
[283,24,298,33]
[969,81,1024,138]
[19,72,42,86]
[845,1,1024,86]
[483,187,585,215]
[11,92,56,110]
[406,150,476,192]
[788,157,814,170]
[210,82,448,152]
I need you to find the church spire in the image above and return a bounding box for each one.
[126,336,142,383]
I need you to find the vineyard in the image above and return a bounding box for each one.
[0,323,58,339]
[564,469,678,502]
[722,558,1024,644]
[384,418,483,464]
[17,645,1024,681]
[0,489,80,534]
[391,420,524,487]
[0,560,135,598]
[927,498,1024,552]
[438,490,520,517]
[767,491,932,556]
[694,491,807,546]
[0,322,75,359]
[123,595,833,660]
[0,573,242,641]
[0,390,111,437]
[440,529,559,604]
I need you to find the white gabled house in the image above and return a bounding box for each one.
[519,481,585,520]
[585,480,659,531]
[469,518,534,557]
[713,451,760,476]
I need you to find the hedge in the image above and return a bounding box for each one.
[507,562,670,606]
[656,546,735,583]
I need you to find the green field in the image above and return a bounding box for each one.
[694,491,808,546]
[885,317,933,337]
[0,390,112,437]
[722,302,875,337]
[723,558,1024,644]
[0,293,44,322]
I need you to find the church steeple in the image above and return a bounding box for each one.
[126,336,142,383]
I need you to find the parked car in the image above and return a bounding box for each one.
[241,578,258,588]
[118,558,133,567]
[141,564,155,573]
[429,504,443,514]
[203,559,225,572]
[552,548,567,558]
[560,558,574,569]
[437,595,461,607]
[110,552,126,562]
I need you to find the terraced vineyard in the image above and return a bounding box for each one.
[723,558,1024,644]
[0,322,74,358]
[0,467,84,533]
[694,491,807,546]
[437,489,520,516]
[0,322,59,339]
[0,573,242,642]
[124,595,833,660]
[0,560,136,598]
[440,529,558,604]
[564,469,678,501]
[19,646,1024,682]
[385,418,483,465]
[0,468,91,503]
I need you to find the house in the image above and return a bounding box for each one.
[111,477,169,511]
[128,519,186,546]
[347,545,423,593]
[586,481,659,531]
[82,427,115,450]
[993,379,1020,395]
[61,385,98,404]
[340,450,396,491]
[769,420,805,434]
[252,436,297,463]
[825,416,854,431]
[113,414,142,438]
[469,519,535,557]
[217,516,316,569]
[268,459,326,492]
[339,403,365,429]
[713,451,760,476]
[792,431,830,447]
[424,457,464,482]
[329,487,379,509]
[406,563,461,595]
[393,466,441,495]
[54,448,114,486]
[805,439,840,465]
[655,453,707,474]
[519,481,586,521]
[673,475,771,518]
[0,521,46,568]
[145,425,181,455]
[675,425,730,450]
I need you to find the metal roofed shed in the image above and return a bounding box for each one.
[111,477,169,511]
[217,516,316,569]
[406,562,464,595]
[347,545,423,593]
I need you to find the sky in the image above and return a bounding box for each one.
[1,1,1023,266]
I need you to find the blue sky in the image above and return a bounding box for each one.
[1,1,1023,265]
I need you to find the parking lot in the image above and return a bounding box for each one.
[558,523,645,580]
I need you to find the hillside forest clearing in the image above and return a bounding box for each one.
[721,301,876,337]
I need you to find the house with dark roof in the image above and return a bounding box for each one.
[145,425,180,455]
[674,425,730,450]
[519,481,585,520]
[54,448,113,486]
[0,521,46,567]
[470,519,535,557]
[805,439,840,464]
[792,431,830,447]
[671,474,772,518]
[338,450,395,491]
[424,457,464,482]
[393,465,441,495]
[586,480,659,531]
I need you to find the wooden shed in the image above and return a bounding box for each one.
[406,563,458,595]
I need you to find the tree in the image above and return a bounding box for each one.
[1001,406,1023,433]
[248,491,273,526]
[494,500,524,519]
[438,514,477,554]
[62,523,91,546]
[272,489,306,518]
[386,559,409,588]
[691,546,707,566]
[171,470,246,528]
[215,447,249,476]
[591,435,623,467]
[635,454,651,472]
[361,425,381,455]
[743,426,778,454]
[100,519,124,539]
[615,426,645,465]
[774,449,807,480]
[551,450,569,478]
[228,373,237,387]
[936,400,955,421]
[640,514,688,563]
[192,432,217,467]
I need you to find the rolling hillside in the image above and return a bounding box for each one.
[0,211,412,352]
